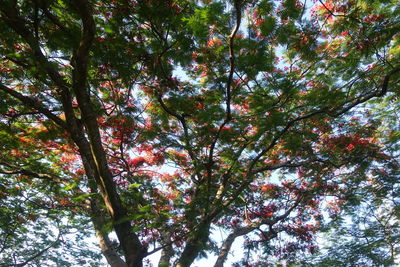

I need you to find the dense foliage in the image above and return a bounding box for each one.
[0,0,399,266]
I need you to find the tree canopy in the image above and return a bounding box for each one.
[0,0,399,266]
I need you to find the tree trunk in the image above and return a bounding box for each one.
[176,222,211,267]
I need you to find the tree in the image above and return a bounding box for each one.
[0,0,399,266]
[297,91,400,267]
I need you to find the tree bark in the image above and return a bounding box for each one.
[0,2,146,265]
[90,200,127,267]
[175,222,211,267]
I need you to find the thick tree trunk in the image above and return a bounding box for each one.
[90,200,127,267]
[95,230,127,267]
[175,222,211,267]
[176,242,202,267]
[69,1,146,265]
[158,231,174,267]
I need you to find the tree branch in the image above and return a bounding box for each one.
[71,1,146,265]
[225,0,242,121]
[224,65,400,208]
[250,159,316,174]
[0,83,66,128]
[206,0,243,175]
[214,195,303,267]
[1,230,61,267]
[156,92,201,182]
[377,66,400,96]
